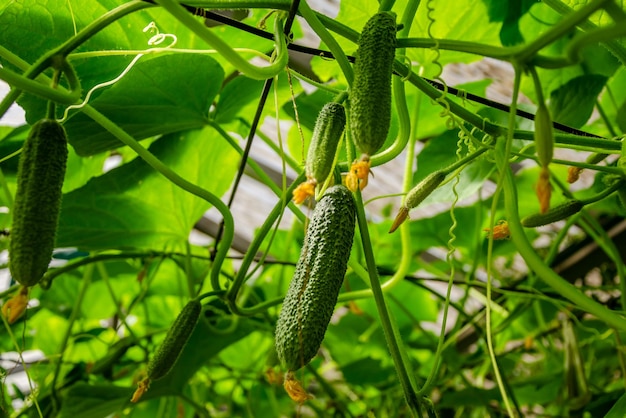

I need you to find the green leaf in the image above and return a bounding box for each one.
[57,383,134,418]
[341,357,395,386]
[549,74,607,128]
[57,126,238,250]
[214,76,265,124]
[64,54,223,156]
[604,394,626,418]
[481,0,536,46]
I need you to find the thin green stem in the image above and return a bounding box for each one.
[96,263,138,339]
[514,0,612,64]
[0,67,79,105]
[225,173,306,316]
[544,0,626,66]
[487,68,523,418]
[298,1,354,86]
[354,189,420,416]
[501,163,626,331]
[155,0,288,80]
[0,1,152,118]
[79,105,234,293]
[51,263,93,413]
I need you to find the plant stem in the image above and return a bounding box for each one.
[514,0,612,64]
[0,0,152,118]
[354,189,421,416]
[501,161,626,332]
[155,0,288,80]
[80,105,234,293]
[225,173,306,316]
[298,1,354,85]
[51,263,93,413]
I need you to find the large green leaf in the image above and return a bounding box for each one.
[64,54,223,155]
[481,0,536,46]
[549,74,607,128]
[57,125,238,250]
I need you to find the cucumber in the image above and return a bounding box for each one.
[9,119,68,287]
[521,199,584,227]
[293,102,346,204]
[275,185,356,371]
[132,299,201,403]
[306,102,346,187]
[147,299,201,381]
[349,12,396,157]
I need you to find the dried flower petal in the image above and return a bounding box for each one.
[131,378,150,403]
[283,372,312,404]
[483,220,510,240]
[567,167,582,184]
[536,167,552,214]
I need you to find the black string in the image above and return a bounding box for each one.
[210,1,301,261]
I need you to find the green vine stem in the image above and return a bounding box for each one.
[298,1,354,86]
[544,0,626,66]
[50,263,94,413]
[514,0,611,64]
[0,63,80,105]
[0,0,152,118]
[225,173,306,316]
[500,157,626,332]
[155,0,288,80]
[79,105,234,293]
[486,68,523,418]
[353,189,421,417]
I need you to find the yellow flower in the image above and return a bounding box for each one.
[2,286,29,324]
[292,181,315,204]
[346,159,371,192]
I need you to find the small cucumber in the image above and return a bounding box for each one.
[534,103,554,169]
[389,170,446,233]
[275,185,356,371]
[132,299,201,403]
[306,102,346,186]
[9,119,68,287]
[293,102,346,204]
[521,199,584,228]
[147,299,201,381]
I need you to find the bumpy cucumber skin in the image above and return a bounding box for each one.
[275,185,356,371]
[9,119,68,287]
[306,102,346,185]
[148,300,201,381]
[349,12,397,156]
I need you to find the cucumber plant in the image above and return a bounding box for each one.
[1,1,626,417]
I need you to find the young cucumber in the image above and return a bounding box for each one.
[9,119,68,287]
[275,185,356,372]
[293,102,346,204]
[132,299,201,402]
[306,102,346,187]
[147,299,201,381]
[521,200,584,228]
